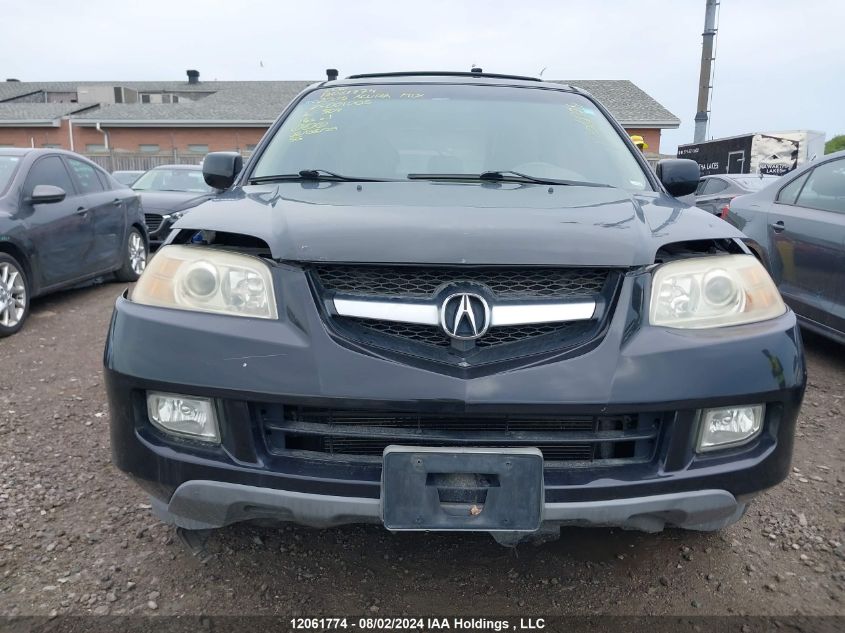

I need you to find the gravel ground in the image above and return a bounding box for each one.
[0,280,843,618]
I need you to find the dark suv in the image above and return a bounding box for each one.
[105,72,805,544]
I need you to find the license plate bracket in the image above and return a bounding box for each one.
[381,446,543,532]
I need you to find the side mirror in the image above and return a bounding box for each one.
[29,184,67,204]
[202,152,243,190]
[656,159,701,198]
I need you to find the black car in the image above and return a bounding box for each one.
[132,164,215,247]
[0,148,147,337]
[725,150,845,344]
[105,72,805,544]
[694,173,778,215]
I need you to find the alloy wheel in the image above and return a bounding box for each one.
[129,232,147,276]
[0,261,26,328]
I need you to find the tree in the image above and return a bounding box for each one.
[825,135,845,154]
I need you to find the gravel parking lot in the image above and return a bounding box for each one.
[0,280,843,618]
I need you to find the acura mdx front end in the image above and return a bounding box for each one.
[105,72,805,544]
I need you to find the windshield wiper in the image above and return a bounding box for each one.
[408,171,612,188]
[249,169,384,184]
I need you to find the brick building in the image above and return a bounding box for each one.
[0,73,679,162]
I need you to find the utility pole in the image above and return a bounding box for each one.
[694,0,719,143]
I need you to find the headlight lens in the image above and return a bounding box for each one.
[649,255,785,328]
[697,405,764,452]
[132,245,278,319]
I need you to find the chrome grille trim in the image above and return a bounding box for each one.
[333,298,439,325]
[332,296,596,328]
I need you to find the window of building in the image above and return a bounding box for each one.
[139,144,160,153]
[67,158,105,194]
[187,144,209,154]
[41,143,62,149]
[86,144,107,153]
[141,94,151,103]
[25,156,75,196]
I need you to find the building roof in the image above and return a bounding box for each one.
[0,78,679,129]
[0,102,97,126]
[74,81,313,126]
[556,80,680,127]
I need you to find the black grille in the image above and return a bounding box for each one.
[344,318,452,347]
[313,265,610,298]
[312,265,621,369]
[285,408,598,432]
[339,317,592,349]
[260,405,662,465]
[144,213,163,232]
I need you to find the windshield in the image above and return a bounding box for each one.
[0,156,21,195]
[113,171,142,186]
[132,168,212,193]
[251,84,651,191]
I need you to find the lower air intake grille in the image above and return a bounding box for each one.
[259,405,663,465]
[144,213,163,232]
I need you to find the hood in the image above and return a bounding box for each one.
[136,190,211,213]
[172,181,744,267]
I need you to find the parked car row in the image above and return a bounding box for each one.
[0,149,148,336]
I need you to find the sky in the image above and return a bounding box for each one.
[1,0,843,153]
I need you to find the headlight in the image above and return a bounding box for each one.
[649,255,785,329]
[132,245,278,319]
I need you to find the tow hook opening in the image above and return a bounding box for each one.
[427,472,501,515]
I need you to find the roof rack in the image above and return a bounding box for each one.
[345,71,542,82]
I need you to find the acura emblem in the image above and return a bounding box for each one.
[440,293,491,340]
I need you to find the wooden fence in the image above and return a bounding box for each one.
[82,152,205,172]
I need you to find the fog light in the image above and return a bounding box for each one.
[147,392,220,442]
[697,405,764,452]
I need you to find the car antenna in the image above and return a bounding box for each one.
[326,68,339,81]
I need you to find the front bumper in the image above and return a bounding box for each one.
[105,268,806,533]
[153,480,745,534]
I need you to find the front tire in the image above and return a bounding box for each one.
[115,228,148,282]
[0,253,30,338]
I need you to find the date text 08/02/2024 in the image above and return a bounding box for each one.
[288,617,545,631]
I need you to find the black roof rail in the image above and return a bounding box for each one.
[345,71,542,82]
